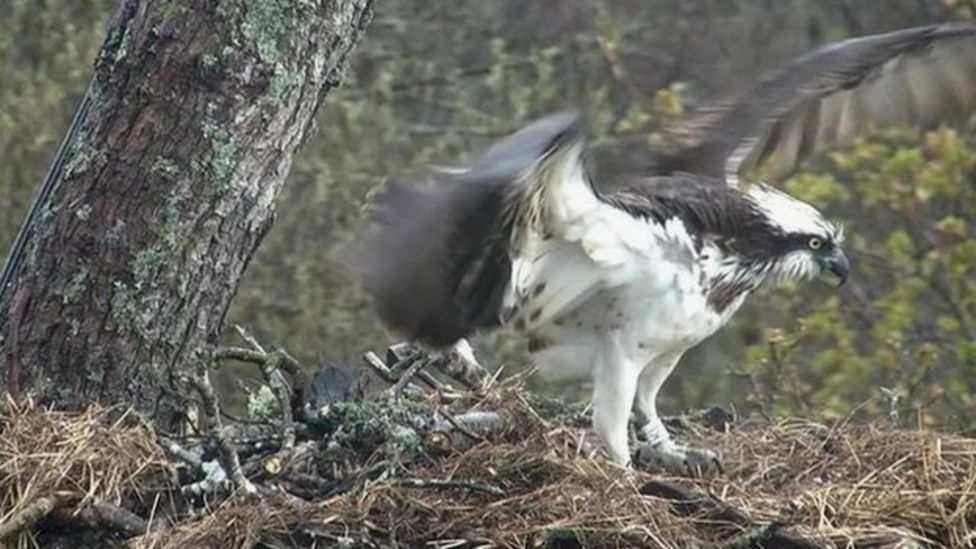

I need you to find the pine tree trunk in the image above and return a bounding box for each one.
[0,0,373,428]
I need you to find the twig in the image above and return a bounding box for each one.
[0,496,61,541]
[188,370,255,494]
[49,502,153,538]
[213,347,266,364]
[363,351,397,383]
[213,340,303,447]
[233,324,267,354]
[181,459,229,497]
[393,477,504,496]
[259,352,295,449]
[274,347,310,410]
[386,345,447,391]
[162,438,204,473]
[436,408,487,443]
[363,350,432,394]
[388,352,426,396]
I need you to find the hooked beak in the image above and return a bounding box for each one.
[817,248,850,287]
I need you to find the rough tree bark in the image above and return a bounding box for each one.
[0,0,373,428]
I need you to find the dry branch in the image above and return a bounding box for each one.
[392,477,504,496]
[188,370,254,494]
[0,496,60,541]
[49,502,155,538]
[385,344,449,391]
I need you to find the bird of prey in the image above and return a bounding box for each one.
[347,24,976,475]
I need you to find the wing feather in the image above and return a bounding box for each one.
[651,23,976,185]
[344,113,582,346]
[502,126,655,332]
[346,112,646,346]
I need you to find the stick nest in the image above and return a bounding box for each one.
[3,385,976,548]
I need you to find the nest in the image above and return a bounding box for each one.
[144,381,976,548]
[2,383,975,548]
[0,398,172,548]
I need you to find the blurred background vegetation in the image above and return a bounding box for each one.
[2,0,974,428]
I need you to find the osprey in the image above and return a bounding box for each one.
[348,24,976,475]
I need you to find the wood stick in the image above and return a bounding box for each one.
[259,352,295,449]
[0,496,61,541]
[49,502,153,538]
[388,352,426,396]
[188,370,255,494]
[386,345,447,391]
[393,477,504,496]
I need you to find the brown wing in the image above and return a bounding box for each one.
[652,23,976,185]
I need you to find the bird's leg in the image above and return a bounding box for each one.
[591,340,641,467]
[632,355,723,477]
[632,355,679,444]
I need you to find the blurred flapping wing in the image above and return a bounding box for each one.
[651,23,976,185]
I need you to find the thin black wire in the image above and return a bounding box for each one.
[0,76,95,302]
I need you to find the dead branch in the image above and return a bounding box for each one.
[386,344,449,391]
[212,347,266,364]
[188,369,255,494]
[388,351,426,396]
[362,351,398,384]
[49,502,155,538]
[259,352,295,449]
[362,350,432,394]
[274,347,310,411]
[214,345,306,423]
[162,438,204,473]
[392,477,504,496]
[0,496,61,541]
[181,460,229,497]
[233,324,267,354]
[386,340,489,391]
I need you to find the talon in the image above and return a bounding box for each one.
[634,441,723,478]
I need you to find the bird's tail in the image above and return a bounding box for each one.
[342,112,584,347]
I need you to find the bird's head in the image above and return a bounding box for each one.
[748,184,850,287]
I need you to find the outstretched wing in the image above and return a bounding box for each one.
[652,23,976,185]
[345,113,658,347]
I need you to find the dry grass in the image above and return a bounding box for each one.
[2,389,976,547]
[0,398,172,548]
[707,419,976,547]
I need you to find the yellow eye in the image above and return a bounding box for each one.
[808,237,823,250]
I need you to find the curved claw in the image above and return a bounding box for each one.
[634,441,724,478]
